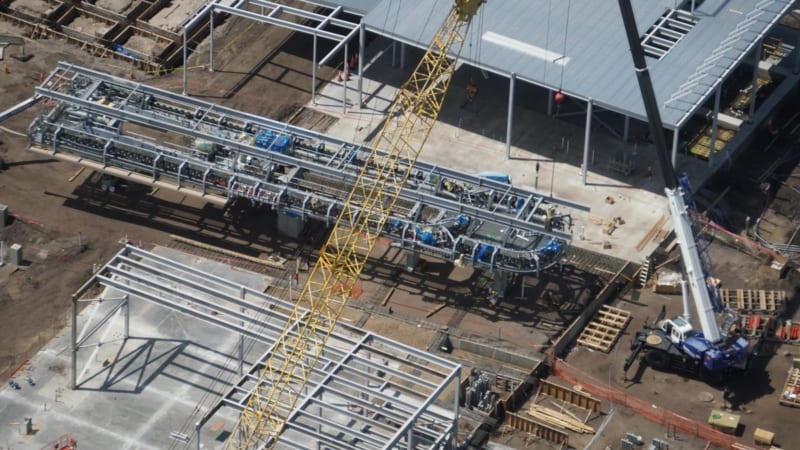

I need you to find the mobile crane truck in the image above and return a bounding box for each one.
[617,0,753,382]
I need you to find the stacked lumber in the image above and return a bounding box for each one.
[526,405,594,434]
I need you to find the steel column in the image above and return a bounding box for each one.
[123,294,130,339]
[239,287,245,376]
[343,44,348,113]
[392,41,397,68]
[749,38,761,119]
[671,126,679,169]
[182,27,188,95]
[400,42,406,69]
[709,85,721,167]
[312,33,318,105]
[795,28,800,74]
[582,98,593,185]
[358,22,365,108]
[195,422,201,450]
[505,72,516,160]
[451,367,461,448]
[547,89,554,117]
[71,294,77,389]
[209,11,215,72]
[623,115,630,142]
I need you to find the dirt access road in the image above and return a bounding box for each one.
[0,6,338,379]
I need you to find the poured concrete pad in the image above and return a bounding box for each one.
[148,0,209,33]
[9,0,56,17]
[95,0,134,14]
[123,34,162,57]
[68,15,113,38]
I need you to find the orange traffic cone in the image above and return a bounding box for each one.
[3,64,9,75]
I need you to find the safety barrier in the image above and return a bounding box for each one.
[551,358,758,450]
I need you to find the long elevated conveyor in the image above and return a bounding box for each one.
[28,62,589,274]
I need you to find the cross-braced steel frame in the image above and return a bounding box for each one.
[70,245,462,450]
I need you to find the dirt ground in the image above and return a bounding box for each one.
[0,9,338,379]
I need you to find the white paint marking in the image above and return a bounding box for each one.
[482,31,570,66]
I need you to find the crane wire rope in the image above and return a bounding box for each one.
[558,0,572,92]
[543,0,552,84]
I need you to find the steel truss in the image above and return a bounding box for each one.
[30,62,587,274]
[70,245,460,450]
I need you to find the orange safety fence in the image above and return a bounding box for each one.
[694,215,785,262]
[551,358,757,450]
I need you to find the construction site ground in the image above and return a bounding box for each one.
[1,7,800,450]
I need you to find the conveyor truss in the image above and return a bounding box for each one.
[27,62,588,275]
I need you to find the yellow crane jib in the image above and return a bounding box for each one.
[226,1,485,448]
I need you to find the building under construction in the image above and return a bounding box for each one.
[0,1,799,449]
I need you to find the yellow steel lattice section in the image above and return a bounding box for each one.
[226,1,484,448]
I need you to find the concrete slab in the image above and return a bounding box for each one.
[148,0,209,33]
[0,245,462,449]
[306,41,722,263]
[0,246,269,449]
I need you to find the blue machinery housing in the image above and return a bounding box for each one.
[28,63,589,275]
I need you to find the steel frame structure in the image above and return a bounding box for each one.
[70,245,461,449]
[184,0,363,100]
[30,62,585,275]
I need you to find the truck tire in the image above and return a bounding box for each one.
[646,350,669,370]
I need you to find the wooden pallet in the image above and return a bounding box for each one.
[779,360,800,408]
[720,289,786,314]
[577,306,631,352]
[596,305,631,328]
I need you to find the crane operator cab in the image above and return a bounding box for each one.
[661,317,695,345]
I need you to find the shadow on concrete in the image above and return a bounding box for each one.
[61,171,610,336]
[77,337,188,393]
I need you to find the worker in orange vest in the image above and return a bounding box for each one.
[461,77,478,108]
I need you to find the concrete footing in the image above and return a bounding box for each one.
[492,271,509,304]
[9,243,22,266]
[276,213,304,239]
[405,252,420,272]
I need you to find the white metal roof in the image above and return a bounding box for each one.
[361,0,795,128]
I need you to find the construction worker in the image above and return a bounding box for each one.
[461,77,478,108]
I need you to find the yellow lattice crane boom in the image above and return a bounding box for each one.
[227,1,485,448]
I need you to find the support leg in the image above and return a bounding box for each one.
[492,271,508,305]
[505,72,516,160]
[71,295,77,389]
[709,85,721,167]
[749,39,762,119]
[623,115,630,142]
[209,11,214,72]
[671,126,679,170]
[343,44,348,114]
[405,252,420,273]
[312,34,317,106]
[182,27,188,95]
[358,22,365,108]
[582,98,593,185]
